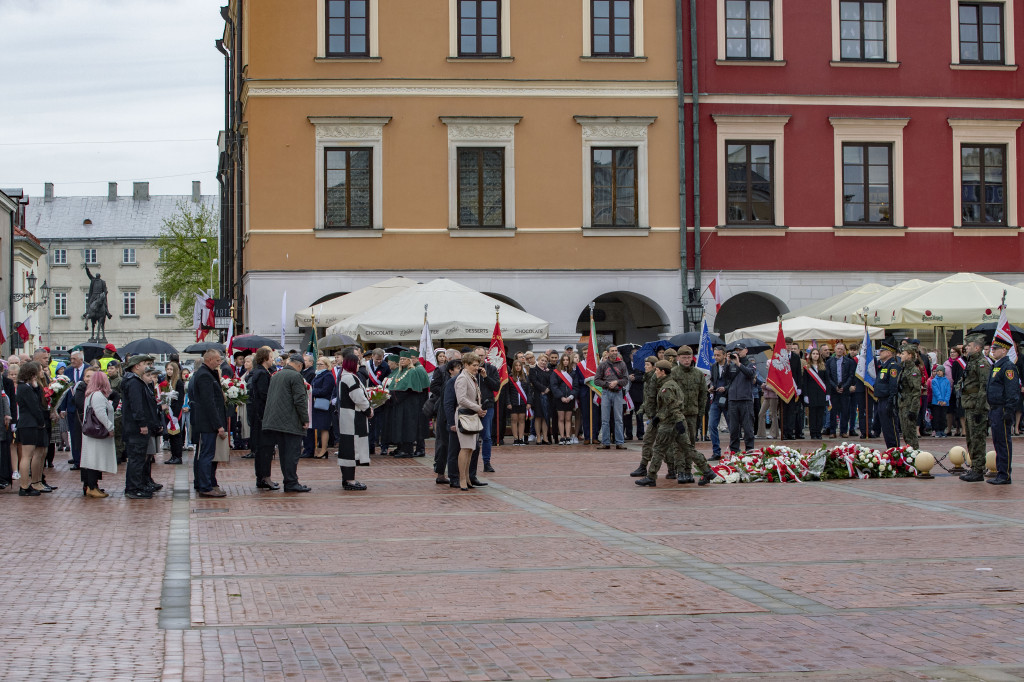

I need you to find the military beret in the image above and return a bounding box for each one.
[966,333,987,346]
[992,337,1014,350]
[663,348,678,357]
[644,355,658,364]
[678,345,693,356]
[655,360,674,371]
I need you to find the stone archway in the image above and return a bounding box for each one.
[575,291,670,347]
[714,292,788,335]
[482,292,526,311]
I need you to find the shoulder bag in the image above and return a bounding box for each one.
[82,399,111,439]
[457,407,483,434]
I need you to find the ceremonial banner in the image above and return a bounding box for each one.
[996,303,1018,363]
[418,317,436,372]
[855,323,876,393]
[695,318,713,374]
[765,321,796,403]
[488,317,509,397]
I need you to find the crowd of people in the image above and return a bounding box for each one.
[0,328,1017,499]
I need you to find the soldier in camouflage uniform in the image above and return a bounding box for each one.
[897,346,922,449]
[630,356,662,478]
[959,334,991,482]
[635,361,684,487]
[671,346,714,484]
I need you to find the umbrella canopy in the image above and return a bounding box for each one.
[72,342,119,364]
[881,273,1024,327]
[120,337,178,356]
[668,331,724,348]
[631,340,673,370]
[851,278,933,325]
[967,321,1024,342]
[317,333,358,349]
[294,277,420,327]
[726,338,771,354]
[231,334,283,350]
[784,282,890,322]
[725,316,886,343]
[184,341,226,354]
[327,278,550,342]
[384,345,415,355]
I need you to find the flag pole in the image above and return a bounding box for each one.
[863,317,869,434]
[494,305,501,446]
[588,301,596,445]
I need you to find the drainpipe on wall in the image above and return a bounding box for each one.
[675,0,689,331]
[689,0,702,302]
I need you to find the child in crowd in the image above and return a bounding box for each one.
[929,365,951,438]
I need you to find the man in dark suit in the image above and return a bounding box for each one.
[58,350,87,469]
[192,349,228,497]
[365,348,391,454]
[783,338,805,439]
[826,342,858,437]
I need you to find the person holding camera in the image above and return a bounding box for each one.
[725,343,757,454]
[708,346,729,458]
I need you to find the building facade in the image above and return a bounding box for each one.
[220,0,1023,344]
[25,182,218,353]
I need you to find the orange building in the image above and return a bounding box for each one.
[218,0,688,347]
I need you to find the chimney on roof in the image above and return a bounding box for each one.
[108,182,117,201]
[192,180,201,203]
[133,181,150,201]
[44,182,54,202]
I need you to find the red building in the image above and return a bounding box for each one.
[685,0,1024,332]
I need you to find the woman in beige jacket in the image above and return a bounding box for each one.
[454,352,487,491]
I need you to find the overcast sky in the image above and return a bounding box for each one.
[0,0,224,199]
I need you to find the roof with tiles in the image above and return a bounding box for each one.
[25,193,218,241]
[13,224,43,247]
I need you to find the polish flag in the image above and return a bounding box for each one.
[995,304,1018,363]
[707,272,724,312]
[16,317,31,342]
[765,321,796,403]
[418,318,436,372]
[0,311,6,345]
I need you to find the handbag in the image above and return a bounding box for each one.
[457,408,483,434]
[313,397,331,411]
[82,402,110,439]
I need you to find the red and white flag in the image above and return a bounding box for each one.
[16,317,31,343]
[194,291,216,341]
[225,317,235,358]
[995,303,1018,363]
[707,272,724,313]
[487,317,509,397]
[765,321,796,403]
[418,318,436,372]
[0,311,7,345]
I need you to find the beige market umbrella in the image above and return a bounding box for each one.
[294,276,419,327]
[846,278,932,326]
[725,316,885,343]
[882,273,1024,327]
[785,282,889,322]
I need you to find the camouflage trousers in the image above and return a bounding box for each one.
[899,401,920,449]
[639,423,659,468]
[677,416,712,476]
[648,424,682,478]
[965,409,988,473]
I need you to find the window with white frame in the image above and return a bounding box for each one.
[317,0,379,58]
[575,116,655,231]
[948,118,1020,228]
[122,291,136,316]
[310,117,390,231]
[950,0,1016,68]
[52,249,67,265]
[583,0,644,58]
[158,295,173,316]
[84,248,97,264]
[53,291,67,317]
[717,0,782,62]
[122,248,136,264]
[831,0,898,64]
[450,0,511,57]
[829,117,908,229]
[442,117,520,231]
[158,248,167,263]
[713,115,789,228]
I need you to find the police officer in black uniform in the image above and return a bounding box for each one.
[986,337,1019,485]
[873,338,900,448]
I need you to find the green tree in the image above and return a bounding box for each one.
[153,200,220,328]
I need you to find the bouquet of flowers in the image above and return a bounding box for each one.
[366,385,390,409]
[158,380,179,408]
[44,375,73,410]
[220,376,249,406]
[808,442,919,480]
[882,445,919,478]
[717,445,810,483]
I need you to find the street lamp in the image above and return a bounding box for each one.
[685,287,704,329]
[13,271,36,301]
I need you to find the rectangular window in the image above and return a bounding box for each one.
[725,0,773,59]
[959,2,1004,63]
[458,0,500,56]
[726,142,774,224]
[84,248,97,264]
[324,148,372,228]
[840,1,886,60]
[961,144,1006,225]
[122,291,136,316]
[158,248,167,263]
[122,248,136,264]
[158,295,173,316]
[326,0,369,57]
[53,292,67,317]
[592,0,634,56]
[52,249,67,265]
[591,147,638,227]
[457,148,505,227]
[842,143,893,225]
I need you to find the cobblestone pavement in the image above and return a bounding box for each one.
[2,434,1023,681]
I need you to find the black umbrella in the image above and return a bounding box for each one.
[726,338,771,354]
[318,333,358,349]
[967,322,1024,342]
[385,345,415,355]
[72,341,120,364]
[184,341,226,354]
[668,331,724,348]
[230,334,282,350]
[120,337,178,356]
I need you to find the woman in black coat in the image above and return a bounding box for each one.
[802,348,831,440]
[503,358,533,445]
[528,355,553,445]
[549,352,577,445]
[310,358,335,458]
[16,362,49,496]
